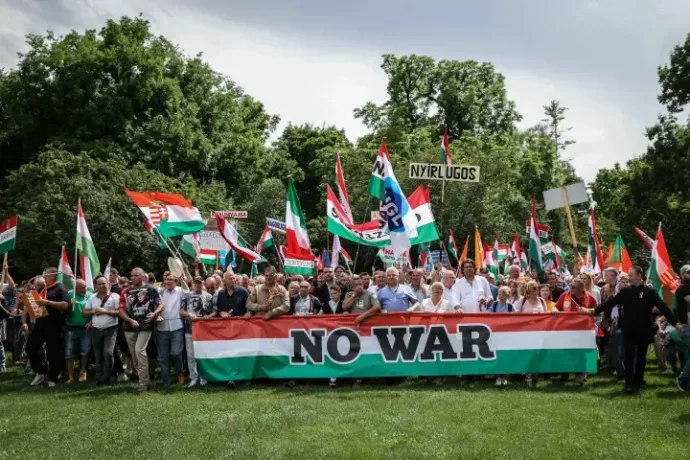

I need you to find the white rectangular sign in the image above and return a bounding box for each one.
[266,218,286,234]
[199,230,229,251]
[409,163,480,182]
[543,182,588,211]
[215,210,248,219]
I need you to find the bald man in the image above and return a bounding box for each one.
[64,279,93,384]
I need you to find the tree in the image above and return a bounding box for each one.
[658,34,690,113]
[541,100,575,155]
[0,16,280,202]
[1,148,231,281]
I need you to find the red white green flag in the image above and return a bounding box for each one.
[125,189,205,238]
[648,223,680,294]
[586,207,605,274]
[256,226,275,253]
[439,128,451,166]
[448,230,459,260]
[528,198,543,275]
[215,214,263,264]
[0,215,17,255]
[57,246,75,290]
[76,200,100,290]
[606,234,632,274]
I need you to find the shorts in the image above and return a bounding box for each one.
[65,327,91,359]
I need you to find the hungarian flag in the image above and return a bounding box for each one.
[341,244,352,265]
[488,234,500,279]
[215,214,263,264]
[440,128,451,166]
[285,178,312,259]
[58,246,75,290]
[0,215,17,255]
[102,257,112,280]
[180,234,217,265]
[606,234,632,273]
[474,227,485,269]
[528,197,543,275]
[634,227,654,250]
[76,200,100,290]
[335,153,353,224]
[327,185,439,247]
[648,223,680,295]
[125,189,205,237]
[510,234,521,266]
[331,235,343,269]
[367,139,391,201]
[448,231,459,261]
[256,226,274,253]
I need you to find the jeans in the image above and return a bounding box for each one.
[614,329,625,376]
[26,320,63,382]
[679,325,690,383]
[184,333,200,382]
[125,330,153,387]
[64,326,91,360]
[156,329,184,385]
[92,326,117,383]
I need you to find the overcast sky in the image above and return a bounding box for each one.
[2,0,689,182]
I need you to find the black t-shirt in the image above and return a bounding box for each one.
[214,287,249,317]
[110,284,122,295]
[549,286,565,302]
[36,283,70,327]
[120,286,162,331]
[674,283,690,325]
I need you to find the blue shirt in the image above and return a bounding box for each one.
[487,301,513,313]
[377,285,417,312]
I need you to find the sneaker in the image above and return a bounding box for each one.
[200,378,207,387]
[30,374,46,386]
[187,379,198,389]
[502,378,509,386]
[177,374,185,385]
[329,378,337,388]
[226,380,237,389]
[117,373,129,383]
[677,377,689,392]
[78,372,87,383]
[526,379,533,388]
[46,381,57,388]
[66,378,75,384]
[495,377,503,386]
[0,367,6,373]
[284,380,296,388]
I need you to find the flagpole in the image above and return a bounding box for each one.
[1,252,7,286]
[74,199,80,279]
[353,194,372,272]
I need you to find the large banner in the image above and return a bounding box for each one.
[193,314,597,381]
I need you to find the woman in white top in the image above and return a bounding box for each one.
[409,282,453,313]
[579,272,601,303]
[516,281,548,314]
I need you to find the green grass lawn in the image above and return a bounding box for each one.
[1,360,689,460]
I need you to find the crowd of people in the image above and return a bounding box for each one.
[1,258,689,395]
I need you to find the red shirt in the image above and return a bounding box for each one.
[555,291,598,312]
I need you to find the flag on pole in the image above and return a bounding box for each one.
[586,207,605,273]
[648,223,680,295]
[335,152,353,224]
[367,139,391,201]
[606,234,632,273]
[439,128,451,166]
[459,236,469,262]
[448,231,459,261]
[528,197,543,276]
[0,215,17,255]
[488,234,500,279]
[340,245,352,265]
[76,199,100,290]
[58,246,75,290]
[124,189,205,237]
[215,214,263,263]
[510,234,521,266]
[634,227,654,250]
[180,234,217,265]
[256,226,275,253]
[285,178,313,259]
[250,263,258,278]
[474,227,485,269]
[102,257,112,280]
[331,235,343,269]
[379,157,418,257]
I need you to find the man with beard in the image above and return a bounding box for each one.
[25,268,70,387]
[180,277,214,388]
[452,259,492,313]
[247,267,289,321]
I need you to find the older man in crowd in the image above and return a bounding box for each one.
[119,267,164,392]
[83,275,121,385]
[247,267,290,321]
[157,273,186,387]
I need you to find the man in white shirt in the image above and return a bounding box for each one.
[83,275,121,385]
[367,271,386,296]
[452,259,492,313]
[158,274,186,387]
[441,270,456,302]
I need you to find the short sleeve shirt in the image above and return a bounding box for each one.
[377,285,417,312]
[119,286,162,331]
[181,292,213,333]
[344,291,377,313]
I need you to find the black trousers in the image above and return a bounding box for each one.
[624,339,648,388]
[26,321,63,382]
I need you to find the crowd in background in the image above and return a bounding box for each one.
[1,259,689,395]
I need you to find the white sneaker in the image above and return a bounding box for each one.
[117,373,129,383]
[46,381,57,388]
[502,378,509,386]
[526,379,533,388]
[495,377,503,386]
[30,374,46,386]
[187,379,198,388]
[200,378,207,387]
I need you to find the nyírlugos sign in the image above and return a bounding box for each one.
[192,314,596,381]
